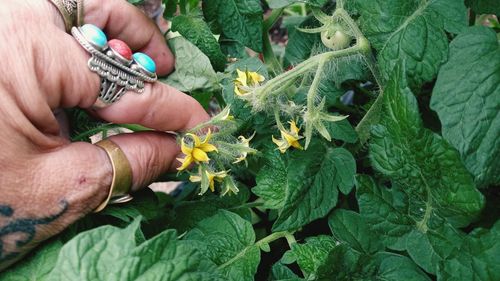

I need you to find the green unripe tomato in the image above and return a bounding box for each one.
[321,30,352,50]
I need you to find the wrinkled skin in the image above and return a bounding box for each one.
[0,0,208,271]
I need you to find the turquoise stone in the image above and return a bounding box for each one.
[81,24,107,48]
[133,52,156,73]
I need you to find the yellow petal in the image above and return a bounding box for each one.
[189,175,202,182]
[185,133,201,147]
[289,120,300,135]
[249,71,265,84]
[272,136,290,153]
[234,85,248,96]
[290,140,304,150]
[209,179,215,192]
[199,143,218,153]
[180,138,193,155]
[282,131,299,145]
[192,148,210,162]
[236,69,248,86]
[201,129,213,144]
[176,155,193,171]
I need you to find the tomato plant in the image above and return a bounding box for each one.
[2,0,499,280]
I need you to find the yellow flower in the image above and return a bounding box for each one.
[234,69,265,96]
[272,120,304,153]
[233,132,256,164]
[177,129,218,171]
[189,170,228,192]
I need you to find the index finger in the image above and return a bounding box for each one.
[84,0,174,75]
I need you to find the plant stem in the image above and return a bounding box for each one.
[218,230,293,270]
[259,44,362,99]
[71,123,114,141]
[284,232,297,247]
[229,201,264,210]
[263,8,284,76]
[255,231,293,247]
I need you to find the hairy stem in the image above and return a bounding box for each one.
[263,8,284,76]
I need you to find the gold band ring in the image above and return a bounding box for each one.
[94,139,133,212]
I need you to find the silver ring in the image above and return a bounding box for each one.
[71,25,157,108]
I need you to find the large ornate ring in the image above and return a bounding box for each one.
[48,0,84,32]
[71,24,157,108]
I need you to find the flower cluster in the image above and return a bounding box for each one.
[234,69,265,96]
[176,107,257,195]
[232,68,348,153]
[272,120,303,153]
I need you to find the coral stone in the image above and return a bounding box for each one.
[133,52,156,73]
[108,39,132,60]
[80,24,107,48]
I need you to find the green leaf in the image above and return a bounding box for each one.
[325,119,358,144]
[290,234,431,281]
[430,26,500,188]
[270,262,302,281]
[0,239,62,281]
[172,186,251,233]
[171,15,226,71]
[272,143,356,231]
[201,0,263,52]
[369,63,484,229]
[437,221,500,281]
[253,150,287,209]
[162,36,218,92]
[100,188,168,223]
[356,0,468,88]
[365,63,486,273]
[284,16,320,67]
[185,210,260,281]
[370,252,432,281]
[48,220,223,280]
[356,175,466,274]
[289,235,338,277]
[466,0,500,15]
[328,209,384,254]
[268,0,327,9]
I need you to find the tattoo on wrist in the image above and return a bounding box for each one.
[0,200,68,262]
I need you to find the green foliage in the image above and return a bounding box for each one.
[161,36,218,92]
[370,63,484,229]
[4,0,500,280]
[466,0,500,16]
[202,0,263,52]
[270,142,356,231]
[356,0,467,88]
[431,26,500,188]
[171,14,226,71]
[185,210,260,280]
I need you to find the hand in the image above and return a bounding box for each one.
[0,0,208,270]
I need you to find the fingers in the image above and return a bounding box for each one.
[84,0,174,75]
[106,131,180,191]
[37,131,180,215]
[93,82,210,132]
[48,0,209,132]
